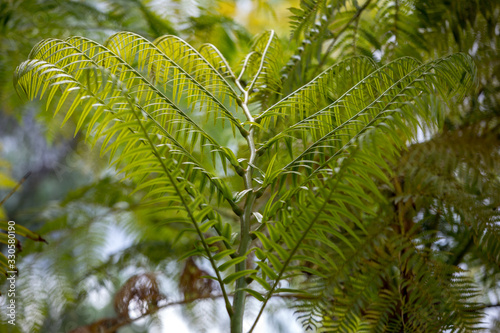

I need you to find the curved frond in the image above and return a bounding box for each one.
[258,56,377,127]
[258,54,475,190]
[13,35,257,313]
[247,53,477,331]
[249,134,398,332]
[106,32,245,134]
[198,43,237,83]
[152,34,241,118]
[20,36,246,202]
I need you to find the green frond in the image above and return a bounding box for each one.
[258,56,377,128]
[11,11,488,330]
[246,52,477,332]
[248,134,398,331]
[198,43,238,82]
[16,35,246,202]
[13,34,249,312]
[282,0,372,93]
[106,32,245,134]
[152,34,241,119]
[327,7,376,59]
[258,54,475,191]
[287,118,496,333]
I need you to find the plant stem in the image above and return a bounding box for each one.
[231,67,259,333]
[231,126,256,333]
[231,190,255,333]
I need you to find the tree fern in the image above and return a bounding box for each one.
[14,26,478,332]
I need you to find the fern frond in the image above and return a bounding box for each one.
[247,52,476,331]
[258,54,475,191]
[13,20,485,331]
[19,36,246,203]
[199,43,238,81]
[106,32,245,133]
[327,7,375,59]
[282,0,372,94]
[249,132,398,332]
[152,34,240,115]
[14,35,253,313]
[258,56,377,127]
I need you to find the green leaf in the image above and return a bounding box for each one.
[243,288,265,301]
[223,269,258,284]
[218,256,246,272]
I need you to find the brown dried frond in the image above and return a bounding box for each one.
[114,272,167,320]
[69,273,167,333]
[179,257,217,299]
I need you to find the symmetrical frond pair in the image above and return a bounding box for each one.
[14,29,476,332]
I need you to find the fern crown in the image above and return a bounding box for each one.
[14,28,477,332]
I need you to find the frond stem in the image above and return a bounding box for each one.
[237,51,257,83]
[232,62,259,333]
[201,43,239,82]
[232,191,255,333]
